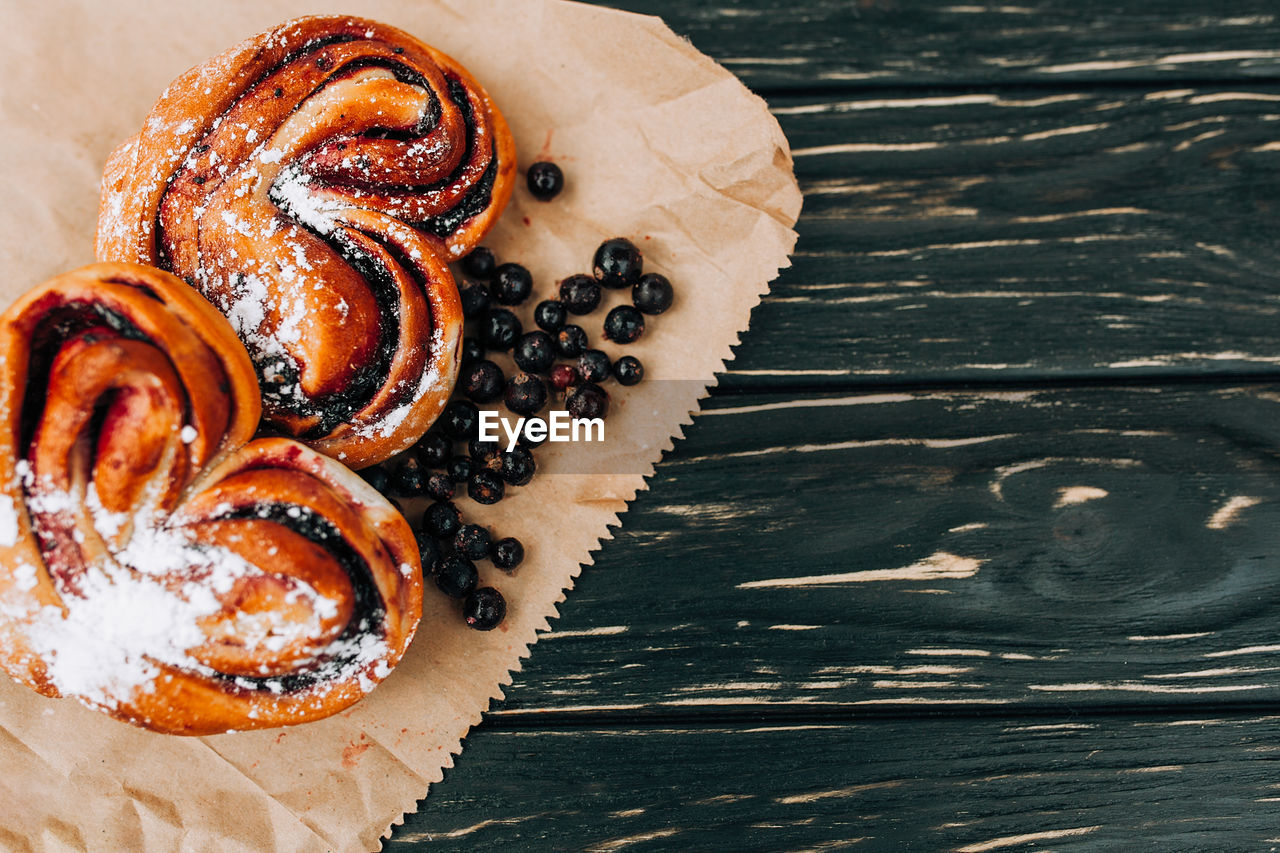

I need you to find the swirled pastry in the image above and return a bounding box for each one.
[0,263,422,735]
[97,15,517,468]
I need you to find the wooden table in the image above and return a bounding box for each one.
[389,2,1280,849]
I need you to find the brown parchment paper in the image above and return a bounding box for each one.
[0,0,802,850]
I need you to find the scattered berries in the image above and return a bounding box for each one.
[526,161,565,201]
[423,471,455,502]
[556,324,588,358]
[559,274,601,315]
[461,359,505,403]
[482,308,523,351]
[578,349,612,384]
[416,432,452,468]
[463,587,507,630]
[534,299,567,332]
[491,263,534,305]
[468,470,505,504]
[454,523,492,561]
[500,447,536,486]
[505,372,549,415]
[441,399,480,438]
[391,455,429,496]
[603,305,645,344]
[423,501,462,539]
[458,281,491,319]
[446,454,474,484]
[566,383,609,420]
[461,246,497,280]
[436,555,479,598]
[491,537,525,572]
[613,355,644,386]
[593,237,643,289]
[513,331,556,374]
[632,273,673,315]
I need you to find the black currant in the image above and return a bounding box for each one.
[360,465,391,494]
[415,432,452,468]
[534,299,568,332]
[458,281,490,319]
[505,373,548,415]
[491,537,525,572]
[593,237,643,289]
[441,399,480,438]
[461,246,497,280]
[526,161,564,201]
[469,470,505,504]
[632,273,673,314]
[613,355,644,386]
[514,331,555,374]
[454,523,492,561]
[500,447,536,486]
[578,349,612,383]
[446,454,475,484]
[567,382,609,420]
[550,363,580,391]
[490,263,533,306]
[391,455,429,496]
[463,586,506,630]
[483,308,522,351]
[436,555,479,599]
[603,305,645,344]
[424,471,455,502]
[416,529,442,574]
[460,336,485,367]
[422,501,462,539]
[555,324,588,358]
[461,359,505,403]
[559,274,601,315]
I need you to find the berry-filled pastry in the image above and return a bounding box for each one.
[0,263,422,735]
[97,15,517,468]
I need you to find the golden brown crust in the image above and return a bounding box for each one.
[0,263,422,735]
[96,15,517,467]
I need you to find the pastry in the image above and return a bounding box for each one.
[97,15,517,469]
[0,262,422,735]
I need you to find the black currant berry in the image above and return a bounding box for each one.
[415,529,442,574]
[556,324,588,358]
[454,523,492,561]
[483,308,523,351]
[559,274,601,315]
[460,336,485,367]
[436,555,479,599]
[632,273,674,315]
[415,432,452,468]
[613,355,644,386]
[578,349,612,383]
[514,331,556,374]
[461,246,497,280]
[534,299,568,332]
[441,399,480,438]
[550,363,579,391]
[469,470,505,504]
[567,383,609,419]
[446,454,475,483]
[458,281,490,319]
[360,465,391,494]
[391,455,429,496]
[424,471,455,502]
[463,587,506,630]
[423,501,462,539]
[500,447,536,486]
[461,359,505,403]
[490,263,533,306]
[603,305,645,344]
[526,161,564,201]
[491,537,525,572]
[505,373,548,415]
[593,237,643,289]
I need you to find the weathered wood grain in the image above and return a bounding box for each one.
[391,713,1280,851]
[471,384,1280,713]
[724,85,1280,387]
[601,1,1280,91]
